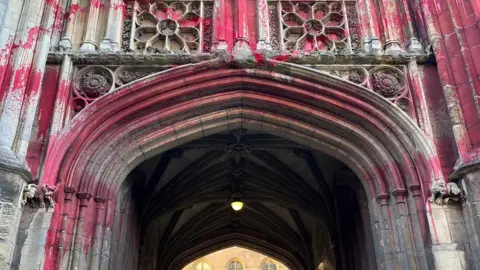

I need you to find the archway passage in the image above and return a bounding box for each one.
[118,129,372,269]
[41,60,439,270]
[181,246,290,270]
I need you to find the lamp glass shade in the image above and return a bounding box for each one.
[231,201,244,211]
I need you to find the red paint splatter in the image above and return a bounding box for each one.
[272,55,291,62]
[253,52,266,65]
[65,4,80,22]
[21,27,42,49]
[91,0,103,9]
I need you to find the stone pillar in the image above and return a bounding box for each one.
[15,207,54,269]
[50,0,69,51]
[369,195,394,270]
[427,200,469,269]
[457,168,480,268]
[376,0,403,53]
[59,0,79,51]
[0,0,24,94]
[255,0,272,51]
[0,146,31,269]
[80,0,102,52]
[70,193,92,269]
[392,190,420,269]
[232,0,250,54]
[214,0,228,50]
[356,0,381,53]
[50,55,74,135]
[0,0,46,155]
[100,0,125,52]
[397,0,422,52]
[89,197,106,269]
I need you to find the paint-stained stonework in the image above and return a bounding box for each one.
[0,0,479,269]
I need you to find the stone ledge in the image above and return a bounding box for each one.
[47,50,436,66]
[451,155,480,180]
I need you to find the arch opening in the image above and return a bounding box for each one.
[112,130,373,270]
[41,62,438,270]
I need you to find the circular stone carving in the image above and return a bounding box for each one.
[304,19,324,35]
[158,19,178,35]
[369,66,405,98]
[348,72,363,84]
[74,66,114,100]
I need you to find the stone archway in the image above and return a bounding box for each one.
[38,59,449,269]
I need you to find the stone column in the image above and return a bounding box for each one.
[59,0,79,51]
[214,0,228,50]
[90,197,107,269]
[376,0,404,53]
[457,168,480,268]
[356,0,382,53]
[0,0,46,155]
[0,146,31,269]
[100,0,125,52]
[255,0,271,50]
[70,193,92,269]
[427,199,469,269]
[50,0,69,50]
[0,0,24,93]
[233,0,250,54]
[80,0,102,52]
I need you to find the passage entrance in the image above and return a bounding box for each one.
[116,129,373,269]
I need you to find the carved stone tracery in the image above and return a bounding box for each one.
[73,66,114,112]
[124,0,213,53]
[369,66,405,99]
[268,1,358,52]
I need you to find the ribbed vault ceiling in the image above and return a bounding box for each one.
[133,128,352,269]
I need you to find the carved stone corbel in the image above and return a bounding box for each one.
[430,180,466,205]
[21,184,57,209]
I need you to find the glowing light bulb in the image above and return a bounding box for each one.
[231,201,244,211]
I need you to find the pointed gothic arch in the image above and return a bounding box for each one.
[41,59,441,269]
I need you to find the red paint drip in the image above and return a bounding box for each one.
[65,4,80,22]
[253,52,266,65]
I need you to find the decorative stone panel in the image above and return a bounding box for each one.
[309,64,412,113]
[122,0,214,53]
[71,63,411,116]
[72,65,172,112]
[268,1,361,52]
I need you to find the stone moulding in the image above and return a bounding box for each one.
[46,51,434,66]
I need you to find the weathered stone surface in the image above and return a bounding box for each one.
[0,0,479,269]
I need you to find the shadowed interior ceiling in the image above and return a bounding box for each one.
[128,128,363,269]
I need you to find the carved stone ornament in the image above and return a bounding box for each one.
[326,66,368,86]
[114,66,167,86]
[21,184,57,209]
[74,66,114,100]
[369,66,406,99]
[126,1,213,53]
[430,180,466,205]
[73,66,114,112]
[269,1,356,52]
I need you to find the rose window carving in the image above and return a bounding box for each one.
[124,1,213,53]
[369,66,406,99]
[73,66,114,112]
[321,65,410,113]
[269,1,358,52]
